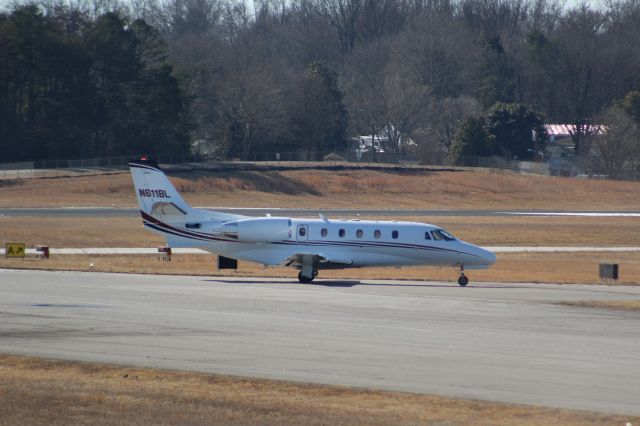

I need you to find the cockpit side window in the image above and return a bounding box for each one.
[424,231,431,240]
[432,229,455,241]
[439,229,456,241]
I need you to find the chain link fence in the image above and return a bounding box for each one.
[0,150,580,179]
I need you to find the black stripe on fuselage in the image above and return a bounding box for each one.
[271,239,481,259]
[139,210,482,258]
[141,211,236,243]
[143,221,212,242]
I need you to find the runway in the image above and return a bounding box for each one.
[1,269,639,414]
[2,207,640,217]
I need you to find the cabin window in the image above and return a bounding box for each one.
[321,228,328,237]
[339,229,345,238]
[424,232,431,240]
[299,227,306,237]
[374,230,381,239]
[356,229,363,238]
[392,230,399,239]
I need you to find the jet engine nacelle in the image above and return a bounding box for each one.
[214,218,292,242]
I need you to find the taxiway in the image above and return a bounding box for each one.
[1,269,639,414]
[2,207,639,217]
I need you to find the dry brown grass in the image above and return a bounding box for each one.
[0,217,164,247]
[2,215,640,284]
[0,355,636,426]
[3,168,640,209]
[3,215,640,248]
[2,252,640,284]
[2,169,640,284]
[558,300,640,311]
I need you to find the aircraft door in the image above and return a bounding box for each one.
[296,224,308,242]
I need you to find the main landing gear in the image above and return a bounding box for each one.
[298,270,318,284]
[298,253,318,283]
[457,266,469,287]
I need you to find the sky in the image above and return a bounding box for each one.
[564,0,607,9]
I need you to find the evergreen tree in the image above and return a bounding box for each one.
[621,91,640,125]
[450,116,490,164]
[290,61,348,157]
[485,102,546,160]
[0,7,190,162]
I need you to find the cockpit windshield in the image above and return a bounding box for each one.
[431,229,456,241]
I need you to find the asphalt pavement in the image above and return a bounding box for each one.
[2,207,640,217]
[1,269,639,414]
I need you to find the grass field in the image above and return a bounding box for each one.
[3,215,640,247]
[2,213,639,284]
[3,167,640,210]
[3,252,640,285]
[0,355,636,426]
[1,168,639,424]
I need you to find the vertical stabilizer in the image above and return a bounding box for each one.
[129,158,202,221]
[128,158,246,224]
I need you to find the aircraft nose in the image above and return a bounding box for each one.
[481,248,497,265]
[460,243,496,266]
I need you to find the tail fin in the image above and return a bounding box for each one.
[128,158,243,223]
[129,158,202,220]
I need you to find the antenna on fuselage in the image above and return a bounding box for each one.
[319,213,328,221]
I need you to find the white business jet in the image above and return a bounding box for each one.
[130,158,495,286]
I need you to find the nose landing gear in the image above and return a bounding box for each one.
[457,266,469,287]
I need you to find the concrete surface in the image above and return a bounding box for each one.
[1,269,639,414]
[2,207,640,217]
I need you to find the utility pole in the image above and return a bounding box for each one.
[371,121,376,163]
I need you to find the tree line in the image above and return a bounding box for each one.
[0,5,189,162]
[1,0,640,177]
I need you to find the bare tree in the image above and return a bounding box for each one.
[587,106,640,179]
[552,4,610,154]
[321,0,361,54]
[416,96,482,161]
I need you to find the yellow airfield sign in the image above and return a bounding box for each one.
[5,242,26,258]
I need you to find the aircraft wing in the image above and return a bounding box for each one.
[280,253,353,268]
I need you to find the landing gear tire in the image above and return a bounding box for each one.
[298,271,315,284]
[458,274,469,287]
